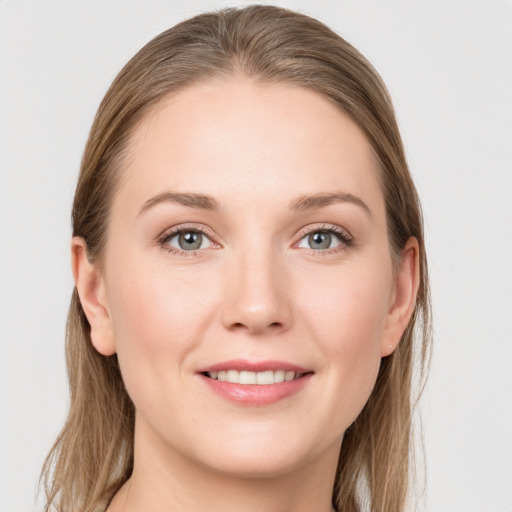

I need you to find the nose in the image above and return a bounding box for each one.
[220,245,293,336]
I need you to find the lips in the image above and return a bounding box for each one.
[196,359,314,406]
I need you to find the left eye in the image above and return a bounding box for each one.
[164,230,213,251]
[297,230,343,250]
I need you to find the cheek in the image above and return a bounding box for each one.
[110,273,199,348]
[299,257,391,348]
[297,260,391,422]
[104,258,218,402]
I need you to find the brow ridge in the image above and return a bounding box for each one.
[290,192,371,216]
[139,190,371,217]
[139,192,220,215]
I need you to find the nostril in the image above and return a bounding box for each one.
[229,321,283,332]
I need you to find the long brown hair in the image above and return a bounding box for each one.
[41,5,432,512]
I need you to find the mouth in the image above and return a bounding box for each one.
[196,360,314,406]
[202,369,307,385]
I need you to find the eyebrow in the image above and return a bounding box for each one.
[290,192,371,217]
[139,192,220,215]
[139,190,371,217]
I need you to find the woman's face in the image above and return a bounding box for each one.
[79,77,415,478]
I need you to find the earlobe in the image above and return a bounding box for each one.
[71,237,116,356]
[381,237,420,357]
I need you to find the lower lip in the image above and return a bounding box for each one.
[198,373,313,406]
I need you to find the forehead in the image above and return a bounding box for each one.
[116,77,385,220]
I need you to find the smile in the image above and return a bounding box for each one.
[204,370,302,385]
[197,360,314,406]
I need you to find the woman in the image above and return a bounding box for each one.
[41,5,432,512]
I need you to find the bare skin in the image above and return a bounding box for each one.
[73,77,419,512]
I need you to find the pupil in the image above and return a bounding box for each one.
[179,231,202,250]
[309,231,331,250]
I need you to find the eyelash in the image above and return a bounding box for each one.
[157,223,353,257]
[158,224,217,257]
[296,224,354,256]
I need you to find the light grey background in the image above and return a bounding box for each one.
[1,1,511,511]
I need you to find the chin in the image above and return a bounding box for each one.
[186,425,336,480]
[199,448,310,479]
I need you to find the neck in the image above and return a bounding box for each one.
[108,416,341,512]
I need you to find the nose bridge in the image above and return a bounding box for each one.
[221,235,291,335]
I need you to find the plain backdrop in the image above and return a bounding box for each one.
[1,1,511,511]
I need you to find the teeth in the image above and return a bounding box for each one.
[207,370,300,385]
[274,370,285,383]
[239,371,256,384]
[256,370,274,385]
[227,370,238,383]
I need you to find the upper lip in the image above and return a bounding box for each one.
[196,359,313,374]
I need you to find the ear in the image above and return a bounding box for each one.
[71,237,116,356]
[380,236,420,357]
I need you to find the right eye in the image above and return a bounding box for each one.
[159,226,216,256]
